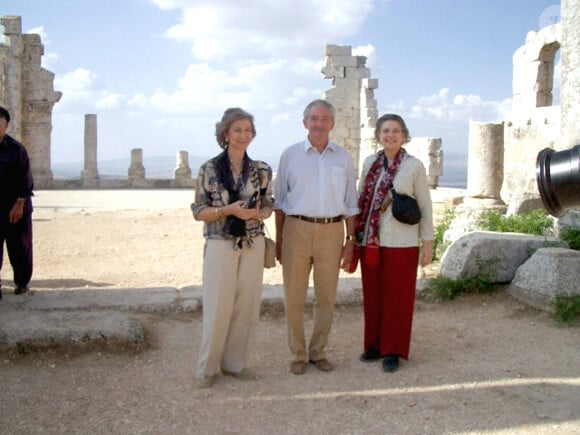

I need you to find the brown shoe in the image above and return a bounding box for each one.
[289,360,307,375]
[196,375,217,389]
[309,358,334,372]
[222,368,259,381]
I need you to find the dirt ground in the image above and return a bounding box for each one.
[1,206,579,434]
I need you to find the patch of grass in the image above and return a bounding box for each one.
[425,272,497,300]
[425,255,498,300]
[554,294,580,324]
[559,226,580,251]
[433,208,455,261]
[476,209,553,236]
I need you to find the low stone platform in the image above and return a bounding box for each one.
[0,283,366,353]
[0,310,145,353]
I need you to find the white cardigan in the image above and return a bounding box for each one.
[359,152,434,247]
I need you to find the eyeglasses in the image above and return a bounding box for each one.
[307,116,332,124]
[381,128,402,134]
[230,127,253,135]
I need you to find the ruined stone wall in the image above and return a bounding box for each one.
[405,137,443,189]
[322,44,378,177]
[0,15,62,187]
[561,0,580,149]
[502,24,561,203]
[321,44,443,186]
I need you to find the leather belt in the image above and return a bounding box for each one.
[290,215,343,224]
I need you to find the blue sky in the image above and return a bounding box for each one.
[2,0,561,172]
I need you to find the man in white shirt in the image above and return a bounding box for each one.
[274,99,359,375]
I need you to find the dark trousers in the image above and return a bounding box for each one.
[0,214,33,288]
[360,246,419,360]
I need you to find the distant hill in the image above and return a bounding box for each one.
[52,155,230,180]
[53,152,467,188]
[438,152,467,188]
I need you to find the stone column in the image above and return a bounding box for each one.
[0,16,23,140]
[405,137,443,189]
[464,121,506,210]
[174,150,192,186]
[81,114,99,185]
[359,78,379,177]
[561,0,580,149]
[128,148,145,181]
[1,15,62,187]
[322,44,377,177]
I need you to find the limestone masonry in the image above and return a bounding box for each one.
[0,15,61,187]
[1,2,579,208]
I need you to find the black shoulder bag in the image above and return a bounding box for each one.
[391,188,421,225]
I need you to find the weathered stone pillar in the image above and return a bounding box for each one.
[405,137,443,189]
[322,44,378,177]
[559,0,580,220]
[0,16,23,139]
[359,78,379,177]
[502,23,561,203]
[128,148,145,181]
[561,0,580,149]
[1,15,62,187]
[174,150,192,186]
[81,114,99,185]
[464,121,506,210]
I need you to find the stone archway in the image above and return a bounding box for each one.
[502,24,562,203]
[536,42,560,108]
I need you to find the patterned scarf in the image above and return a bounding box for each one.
[215,150,255,248]
[355,148,406,248]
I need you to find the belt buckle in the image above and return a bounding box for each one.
[323,217,331,224]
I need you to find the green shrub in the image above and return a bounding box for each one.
[559,226,580,251]
[433,208,455,261]
[425,255,498,300]
[554,294,580,324]
[475,209,553,236]
[425,272,497,300]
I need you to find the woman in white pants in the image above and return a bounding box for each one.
[191,108,274,388]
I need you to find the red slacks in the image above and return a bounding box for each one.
[360,246,419,360]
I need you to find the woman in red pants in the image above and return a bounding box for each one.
[354,114,433,372]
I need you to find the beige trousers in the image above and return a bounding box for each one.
[196,236,265,378]
[282,217,344,362]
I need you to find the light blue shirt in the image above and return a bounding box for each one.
[274,138,359,218]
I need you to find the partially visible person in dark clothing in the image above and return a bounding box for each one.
[0,106,34,299]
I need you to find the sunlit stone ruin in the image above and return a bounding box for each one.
[1,2,578,205]
[0,15,194,188]
[1,2,579,313]
[0,15,61,187]
[322,44,443,187]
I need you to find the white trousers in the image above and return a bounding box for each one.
[196,236,265,378]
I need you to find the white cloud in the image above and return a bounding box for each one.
[381,88,512,155]
[353,44,375,58]
[405,88,509,123]
[26,26,48,43]
[48,0,376,162]
[96,94,125,110]
[56,68,102,92]
[160,0,373,62]
[25,27,62,73]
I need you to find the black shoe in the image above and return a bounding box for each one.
[382,354,399,372]
[14,285,29,295]
[359,349,382,362]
